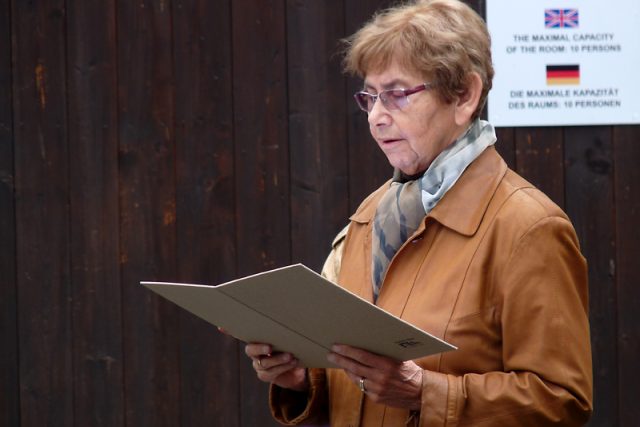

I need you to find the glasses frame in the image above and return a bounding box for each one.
[353,83,432,113]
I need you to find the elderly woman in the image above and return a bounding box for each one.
[245,0,593,425]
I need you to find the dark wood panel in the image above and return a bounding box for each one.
[232,0,290,425]
[287,0,349,272]
[495,127,516,170]
[0,0,18,425]
[173,0,239,425]
[613,126,640,427]
[463,0,485,16]
[117,1,180,425]
[232,0,290,276]
[11,0,73,425]
[66,2,124,426]
[564,127,617,427]
[1,0,639,425]
[345,0,394,213]
[515,128,565,208]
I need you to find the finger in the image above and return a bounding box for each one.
[328,350,375,386]
[327,345,371,372]
[341,369,364,387]
[253,355,293,373]
[358,376,371,394]
[255,358,300,382]
[331,344,392,368]
[252,358,264,371]
[253,352,292,370]
[244,343,272,359]
[340,366,373,389]
[341,371,379,396]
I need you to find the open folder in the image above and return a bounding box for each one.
[142,264,455,368]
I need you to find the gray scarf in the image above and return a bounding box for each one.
[371,119,497,300]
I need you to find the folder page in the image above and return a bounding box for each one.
[142,264,455,368]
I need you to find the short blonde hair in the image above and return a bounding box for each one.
[343,0,493,120]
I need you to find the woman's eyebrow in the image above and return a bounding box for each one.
[363,79,411,91]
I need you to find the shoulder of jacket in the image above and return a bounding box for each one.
[493,169,572,230]
[331,224,350,249]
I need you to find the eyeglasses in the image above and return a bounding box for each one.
[353,83,432,113]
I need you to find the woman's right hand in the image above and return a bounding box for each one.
[244,343,309,392]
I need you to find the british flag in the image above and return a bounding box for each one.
[545,9,579,28]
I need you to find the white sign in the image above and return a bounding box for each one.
[487,0,640,127]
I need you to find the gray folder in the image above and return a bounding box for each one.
[142,264,455,368]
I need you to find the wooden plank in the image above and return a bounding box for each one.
[66,2,124,426]
[232,0,290,424]
[117,1,180,425]
[613,126,640,427]
[172,0,239,425]
[495,127,516,170]
[564,126,617,427]
[11,0,73,425]
[0,0,18,425]
[515,127,565,208]
[287,0,349,272]
[345,0,395,213]
[232,1,290,275]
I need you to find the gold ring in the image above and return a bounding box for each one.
[358,377,366,392]
[257,358,263,369]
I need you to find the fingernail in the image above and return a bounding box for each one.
[327,353,336,363]
[331,344,342,353]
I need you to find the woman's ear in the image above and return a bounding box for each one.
[454,72,483,125]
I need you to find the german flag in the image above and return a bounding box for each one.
[546,65,580,85]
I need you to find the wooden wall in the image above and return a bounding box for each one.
[0,0,638,426]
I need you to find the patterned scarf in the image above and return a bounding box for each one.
[371,119,497,300]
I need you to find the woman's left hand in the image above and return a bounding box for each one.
[327,344,423,411]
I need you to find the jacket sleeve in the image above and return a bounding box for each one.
[269,368,329,425]
[420,216,593,427]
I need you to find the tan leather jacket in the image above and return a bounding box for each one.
[270,147,592,426]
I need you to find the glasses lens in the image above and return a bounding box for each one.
[354,92,374,112]
[380,89,407,110]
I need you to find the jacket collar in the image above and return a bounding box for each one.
[350,147,507,237]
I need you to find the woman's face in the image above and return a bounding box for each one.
[364,61,468,176]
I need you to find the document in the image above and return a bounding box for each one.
[142,264,455,368]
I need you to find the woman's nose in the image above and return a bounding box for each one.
[367,97,391,127]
